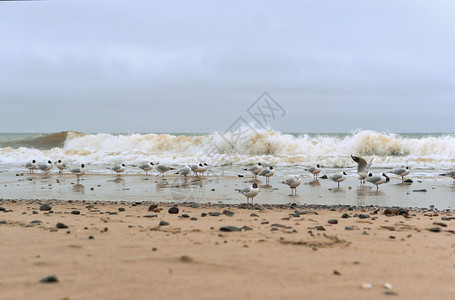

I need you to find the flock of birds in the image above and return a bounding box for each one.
[23,156,455,204]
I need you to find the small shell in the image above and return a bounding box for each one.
[384,283,393,289]
[361,283,372,289]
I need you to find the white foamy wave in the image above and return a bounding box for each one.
[0,129,454,171]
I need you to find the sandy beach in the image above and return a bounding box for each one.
[1,197,455,299]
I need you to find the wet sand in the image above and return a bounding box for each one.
[1,199,455,299]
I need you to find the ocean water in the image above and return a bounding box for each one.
[0,129,454,178]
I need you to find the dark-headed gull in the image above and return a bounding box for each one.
[282,176,301,195]
[235,183,259,204]
[329,172,347,188]
[138,162,154,175]
[244,163,263,178]
[25,160,37,173]
[258,166,275,185]
[38,160,53,173]
[366,173,389,190]
[391,167,410,183]
[307,165,321,180]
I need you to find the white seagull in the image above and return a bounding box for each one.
[307,164,321,180]
[329,172,347,188]
[391,167,410,183]
[200,163,209,175]
[365,172,389,190]
[25,160,37,173]
[258,166,275,185]
[56,160,67,173]
[138,162,154,175]
[38,160,53,173]
[69,164,85,182]
[351,155,374,185]
[235,183,259,204]
[244,163,263,178]
[155,163,175,178]
[176,165,192,178]
[189,163,204,176]
[112,164,126,176]
[440,170,455,184]
[282,176,301,195]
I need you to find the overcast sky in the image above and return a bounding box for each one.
[1,0,454,133]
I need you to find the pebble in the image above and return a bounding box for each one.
[168,207,179,214]
[0,207,5,211]
[428,227,441,232]
[190,217,198,221]
[341,213,350,218]
[433,222,447,227]
[384,208,399,216]
[333,270,341,275]
[118,207,125,212]
[209,212,221,217]
[327,219,338,224]
[148,204,158,211]
[159,221,169,226]
[358,214,370,219]
[39,204,52,211]
[56,223,69,229]
[88,236,94,239]
[316,226,326,231]
[219,226,241,232]
[361,283,372,289]
[201,212,207,217]
[384,291,398,296]
[412,189,427,192]
[144,214,158,218]
[345,226,355,230]
[40,275,59,283]
[250,213,259,217]
[71,210,81,215]
[181,214,190,218]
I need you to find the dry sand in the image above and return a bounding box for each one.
[1,199,455,300]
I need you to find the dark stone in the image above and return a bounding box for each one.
[88,235,94,239]
[341,213,350,218]
[345,226,355,230]
[320,175,328,179]
[403,179,413,183]
[71,210,80,215]
[358,214,370,219]
[148,204,158,211]
[118,207,125,212]
[250,213,259,217]
[0,207,5,211]
[328,219,338,224]
[333,270,341,275]
[219,226,241,232]
[32,211,38,214]
[144,214,157,218]
[168,206,179,214]
[190,217,198,221]
[428,227,441,233]
[39,275,59,283]
[432,222,447,227]
[39,204,52,211]
[0,220,7,224]
[56,223,68,229]
[181,214,190,218]
[201,212,207,217]
[159,221,169,226]
[384,208,399,216]
[412,189,427,192]
[222,210,234,216]
[209,212,221,217]
[316,226,326,231]
[242,226,253,231]
[270,227,279,231]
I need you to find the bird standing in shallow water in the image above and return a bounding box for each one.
[69,164,85,182]
[138,162,154,175]
[329,172,347,188]
[258,166,275,185]
[391,167,410,183]
[283,176,301,195]
[112,164,126,177]
[307,165,321,180]
[25,160,37,173]
[351,155,374,185]
[235,183,259,205]
[366,173,389,190]
[244,163,263,178]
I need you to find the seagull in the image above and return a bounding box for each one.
[282,176,301,195]
[440,170,455,184]
[365,173,389,190]
[329,172,347,188]
[258,166,275,184]
[25,160,37,173]
[155,163,175,178]
[38,160,53,173]
[391,167,410,183]
[138,162,154,175]
[200,163,209,175]
[351,155,374,185]
[189,163,204,176]
[56,160,67,173]
[112,164,126,176]
[68,164,85,182]
[176,165,191,178]
[307,164,321,180]
[235,183,259,204]
[244,163,263,178]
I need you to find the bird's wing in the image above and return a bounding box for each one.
[351,155,367,172]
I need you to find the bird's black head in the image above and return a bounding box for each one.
[252,183,258,188]
[351,155,359,163]
[343,172,347,175]
[406,166,409,170]
[32,160,36,163]
[150,162,154,165]
[369,173,373,177]
[204,163,208,166]
[382,173,387,177]
[270,166,274,170]
[199,163,203,166]
[317,164,320,168]
[58,160,62,163]
[81,164,85,168]
[121,164,125,167]
[48,160,52,164]
[258,163,262,166]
